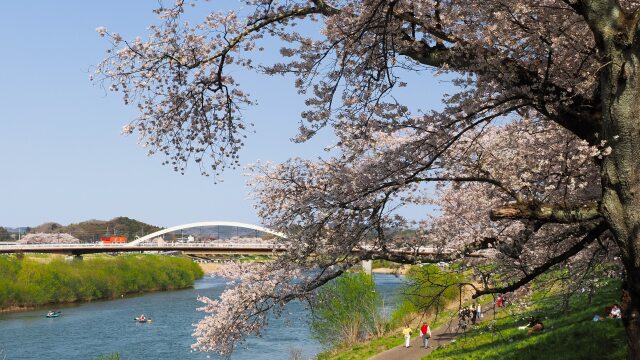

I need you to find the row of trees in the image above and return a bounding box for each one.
[0,255,203,308]
[0,228,13,242]
[28,217,162,242]
[96,0,640,357]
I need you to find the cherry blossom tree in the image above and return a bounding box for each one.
[96,0,640,357]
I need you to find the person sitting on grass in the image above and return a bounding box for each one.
[527,318,544,335]
[609,304,622,319]
[527,316,542,327]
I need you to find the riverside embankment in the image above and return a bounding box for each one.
[0,254,203,312]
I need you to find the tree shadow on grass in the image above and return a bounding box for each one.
[430,303,626,359]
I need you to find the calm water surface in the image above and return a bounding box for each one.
[0,274,403,359]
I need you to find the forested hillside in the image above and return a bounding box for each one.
[27,217,162,242]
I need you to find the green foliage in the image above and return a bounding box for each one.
[0,254,203,309]
[390,265,462,327]
[371,260,402,270]
[28,217,162,242]
[428,279,626,360]
[0,227,12,241]
[311,272,383,348]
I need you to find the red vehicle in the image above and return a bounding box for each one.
[100,236,127,245]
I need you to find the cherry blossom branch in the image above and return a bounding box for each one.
[195,6,333,69]
[393,14,601,144]
[472,220,608,298]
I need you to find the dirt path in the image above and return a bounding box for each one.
[369,307,495,360]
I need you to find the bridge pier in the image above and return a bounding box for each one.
[362,260,372,276]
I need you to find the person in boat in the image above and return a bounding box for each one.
[139,314,146,321]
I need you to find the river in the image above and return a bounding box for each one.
[0,273,404,359]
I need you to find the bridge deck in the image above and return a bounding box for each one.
[0,243,484,258]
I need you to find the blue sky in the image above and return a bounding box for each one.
[0,1,448,228]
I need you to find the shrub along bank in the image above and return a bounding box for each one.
[0,254,204,310]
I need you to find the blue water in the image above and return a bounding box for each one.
[0,274,404,359]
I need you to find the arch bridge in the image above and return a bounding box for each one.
[129,221,286,246]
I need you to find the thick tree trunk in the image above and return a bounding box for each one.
[600,41,640,359]
[621,277,640,359]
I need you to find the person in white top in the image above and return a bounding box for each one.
[610,305,622,319]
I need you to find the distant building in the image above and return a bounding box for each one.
[100,236,127,244]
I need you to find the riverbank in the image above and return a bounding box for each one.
[372,266,409,275]
[0,254,203,312]
[198,262,227,274]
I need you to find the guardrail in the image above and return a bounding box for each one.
[0,242,279,250]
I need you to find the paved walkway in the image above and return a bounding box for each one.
[370,307,495,360]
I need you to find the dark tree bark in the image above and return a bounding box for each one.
[581,1,640,356]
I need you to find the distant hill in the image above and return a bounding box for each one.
[0,227,12,241]
[27,217,162,242]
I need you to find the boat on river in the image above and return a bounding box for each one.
[134,317,152,323]
[46,311,61,318]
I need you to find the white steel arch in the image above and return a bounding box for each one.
[129,221,286,246]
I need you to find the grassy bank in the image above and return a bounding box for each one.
[0,254,203,310]
[317,265,469,359]
[320,265,626,360]
[316,333,405,360]
[428,279,626,359]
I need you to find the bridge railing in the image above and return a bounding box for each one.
[0,242,486,258]
[0,242,280,250]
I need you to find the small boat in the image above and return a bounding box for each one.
[134,317,152,323]
[46,311,61,318]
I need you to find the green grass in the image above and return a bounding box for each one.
[316,333,405,360]
[320,279,626,360]
[427,280,627,360]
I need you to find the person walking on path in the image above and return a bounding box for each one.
[477,303,482,320]
[471,303,478,325]
[371,306,497,360]
[402,325,413,348]
[420,322,432,348]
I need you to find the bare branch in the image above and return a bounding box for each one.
[490,201,601,223]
